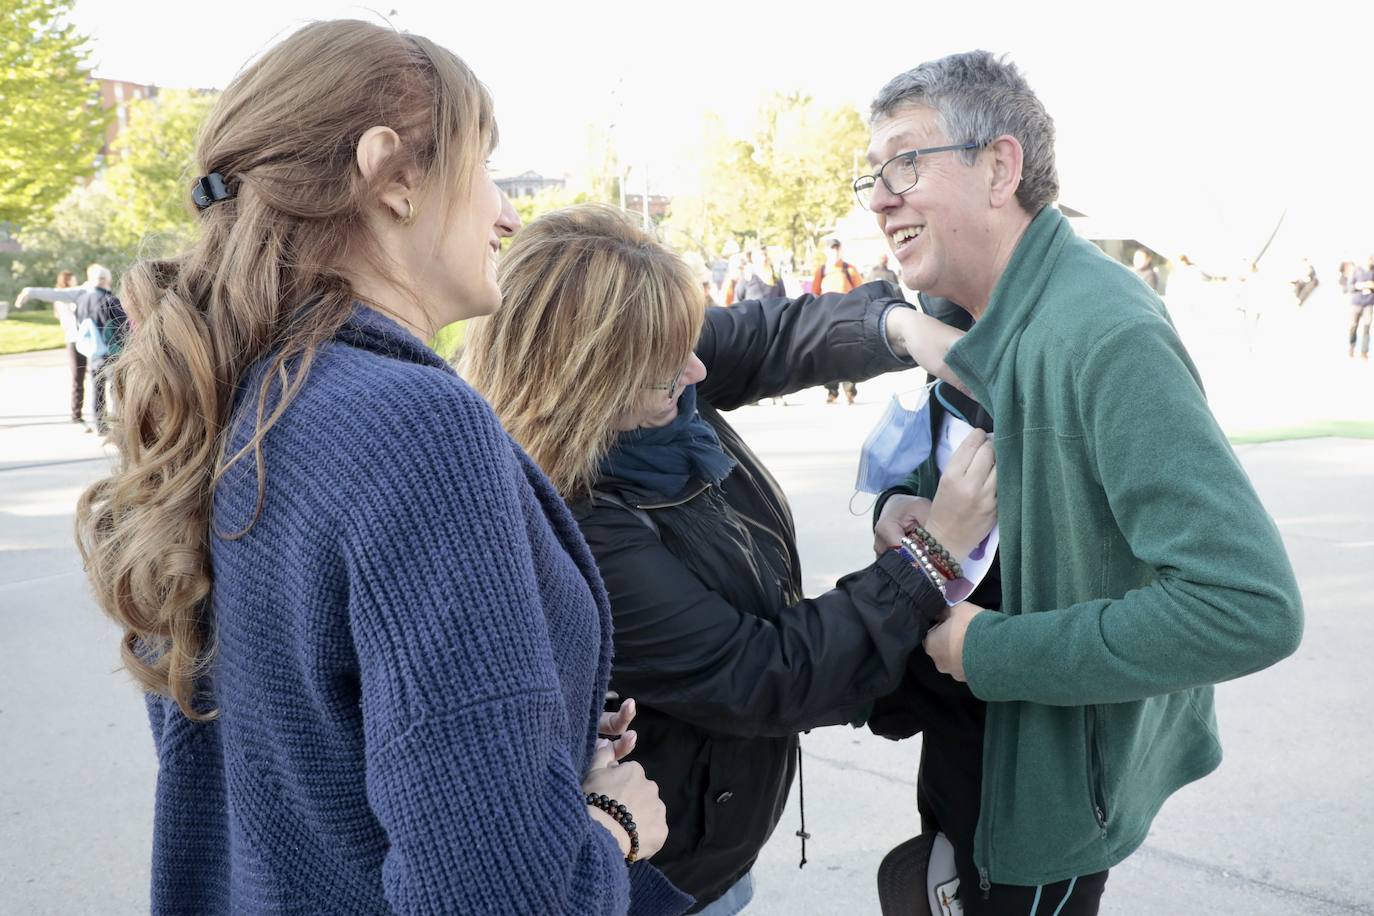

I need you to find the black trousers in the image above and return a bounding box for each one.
[91,359,110,431]
[824,381,858,400]
[1350,305,1372,356]
[67,343,87,421]
[961,869,1109,916]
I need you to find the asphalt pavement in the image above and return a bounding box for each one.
[1,289,1371,914]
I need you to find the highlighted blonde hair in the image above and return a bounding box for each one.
[76,20,497,719]
[463,205,704,499]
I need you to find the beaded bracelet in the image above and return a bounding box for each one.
[902,540,947,594]
[894,542,947,598]
[907,524,963,580]
[899,535,939,577]
[586,792,640,864]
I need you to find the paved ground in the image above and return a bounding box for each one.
[1,286,1371,914]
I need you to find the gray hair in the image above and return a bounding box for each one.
[871,50,1058,214]
[86,263,113,287]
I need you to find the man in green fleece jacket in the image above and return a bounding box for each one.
[858,51,1304,913]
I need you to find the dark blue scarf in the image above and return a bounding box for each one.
[599,385,736,499]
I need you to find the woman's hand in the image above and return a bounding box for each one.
[924,428,997,562]
[884,308,969,396]
[873,495,933,557]
[596,697,638,761]
[583,741,669,861]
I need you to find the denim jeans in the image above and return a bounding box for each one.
[695,870,754,915]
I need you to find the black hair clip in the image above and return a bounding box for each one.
[192,172,233,210]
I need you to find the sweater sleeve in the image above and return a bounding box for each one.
[337,382,642,915]
[694,283,915,410]
[580,506,943,736]
[963,317,1304,705]
[21,286,84,303]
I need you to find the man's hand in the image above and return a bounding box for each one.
[923,602,986,682]
[873,494,932,557]
[884,308,970,396]
[924,428,997,561]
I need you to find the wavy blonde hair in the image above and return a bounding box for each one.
[75,20,497,719]
[463,205,704,499]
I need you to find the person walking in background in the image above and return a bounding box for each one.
[814,239,866,404]
[73,21,685,915]
[16,268,88,424]
[727,246,792,403]
[1350,254,1374,359]
[1132,248,1160,292]
[867,253,900,285]
[1292,257,1318,307]
[725,246,787,304]
[72,267,126,435]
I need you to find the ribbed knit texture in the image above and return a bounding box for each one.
[142,307,690,915]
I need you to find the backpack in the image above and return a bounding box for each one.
[816,259,861,294]
[74,288,127,360]
[75,317,106,359]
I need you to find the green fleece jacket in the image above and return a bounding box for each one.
[921,206,1303,887]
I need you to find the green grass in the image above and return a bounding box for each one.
[0,309,65,355]
[429,320,468,363]
[1228,420,1374,445]
[0,313,473,361]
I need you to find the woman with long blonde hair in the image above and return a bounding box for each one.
[464,205,996,913]
[75,22,686,915]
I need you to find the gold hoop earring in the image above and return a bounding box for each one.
[398,199,415,226]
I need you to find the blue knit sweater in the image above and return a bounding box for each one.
[142,308,690,915]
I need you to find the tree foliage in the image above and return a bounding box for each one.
[0,0,108,226]
[509,186,590,230]
[104,89,215,252]
[7,88,214,300]
[665,93,867,264]
[6,178,130,299]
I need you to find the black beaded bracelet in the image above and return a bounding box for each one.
[586,792,640,863]
[909,524,964,580]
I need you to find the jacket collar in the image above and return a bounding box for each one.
[944,206,1075,405]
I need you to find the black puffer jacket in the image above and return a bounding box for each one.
[571,285,947,911]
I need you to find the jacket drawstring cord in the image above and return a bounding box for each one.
[795,739,810,868]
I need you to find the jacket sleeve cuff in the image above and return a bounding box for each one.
[875,548,947,640]
[862,290,919,377]
[876,301,920,363]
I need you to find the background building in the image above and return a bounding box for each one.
[495,170,565,198]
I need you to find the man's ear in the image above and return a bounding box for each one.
[356,125,414,222]
[986,134,1024,209]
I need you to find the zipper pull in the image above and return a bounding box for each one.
[978,866,991,898]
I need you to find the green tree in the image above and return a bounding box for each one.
[6,89,215,301]
[508,186,590,237]
[5,178,127,301]
[0,0,108,226]
[104,89,216,252]
[666,94,867,264]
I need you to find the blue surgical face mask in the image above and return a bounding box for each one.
[854,383,936,496]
